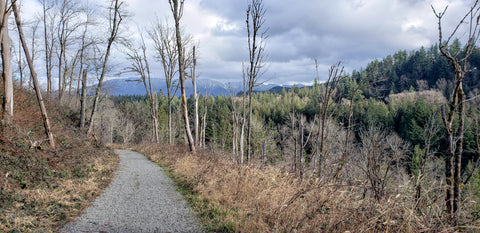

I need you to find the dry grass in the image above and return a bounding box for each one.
[128,143,480,233]
[0,85,118,232]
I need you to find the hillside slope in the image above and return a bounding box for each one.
[0,84,118,232]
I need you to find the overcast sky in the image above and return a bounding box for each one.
[23,0,474,85]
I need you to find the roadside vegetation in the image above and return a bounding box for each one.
[130,143,479,232]
[0,84,118,232]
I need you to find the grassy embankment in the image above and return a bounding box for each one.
[129,143,479,233]
[0,85,118,232]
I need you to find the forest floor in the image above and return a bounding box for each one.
[61,149,201,232]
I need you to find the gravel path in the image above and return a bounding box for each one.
[61,149,202,233]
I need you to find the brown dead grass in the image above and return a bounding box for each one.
[0,85,118,232]
[128,143,479,233]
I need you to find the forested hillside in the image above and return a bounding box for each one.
[350,41,480,98]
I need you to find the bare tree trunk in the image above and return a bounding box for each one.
[192,46,199,146]
[169,0,195,151]
[261,139,266,169]
[291,92,296,173]
[150,93,159,143]
[28,21,39,89]
[299,116,304,178]
[230,93,237,158]
[27,21,40,88]
[239,63,247,164]
[67,51,80,97]
[168,100,173,144]
[442,103,455,220]
[87,0,123,136]
[245,0,267,163]
[17,34,23,88]
[13,1,55,148]
[451,81,465,219]
[246,86,253,162]
[1,2,12,123]
[42,0,52,97]
[201,87,208,148]
[79,68,87,131]
[433,2,480,222]
[76,20,90,104]
[58,46,63,100]
[316,61,344,176]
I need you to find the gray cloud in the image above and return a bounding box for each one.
[23,0,474,85]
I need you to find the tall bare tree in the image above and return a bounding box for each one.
[432,0,480,223]
[1,0,12,124]
[192,45,199,146]
[124,30,159,143]
[56,0,83,101]
[239,62,247,163]
[201,86,208,148]
[149,19,182,145]
[230,90,238,157]
[12,0,55,148]
[169,0,195,151]
[87,0,124,135]
[28,20,40,88]
[246,0,267,162]
[16,28,25,87]
[291,94,297,172]
[14,17,39,89]
[316,61,345,176]
[72,7,93,100]
[40,0,55,96]
[75,7,96,118]
[11,3,30,89]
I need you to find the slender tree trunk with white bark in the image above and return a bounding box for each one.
[1,2,12,124]
[169,0,195,151]
[192,46,199,146]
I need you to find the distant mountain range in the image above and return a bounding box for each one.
[93,78,305,97]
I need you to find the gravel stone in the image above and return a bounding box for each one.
[61,149,202,233]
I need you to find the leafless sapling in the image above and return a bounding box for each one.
[246,0,267,162]
[432,1,480,222]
